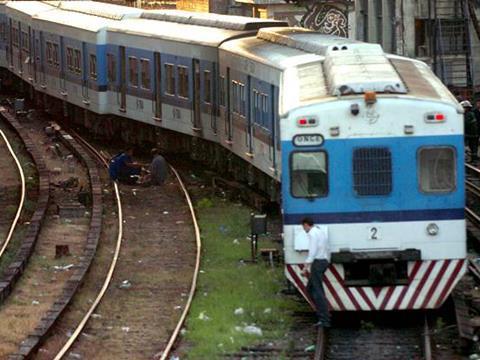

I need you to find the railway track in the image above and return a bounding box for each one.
[48,130,202,360]
[0,107,50,310]
[48,128,124,360]
[312,314,433,360]
[466,163,480,228]
[452,163,480,353]
[0,127,25,258]
[0,117,102,358]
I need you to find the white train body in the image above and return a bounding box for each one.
[0,2,466,311]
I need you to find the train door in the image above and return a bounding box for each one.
[8,19,13,67]
[211,63,217,133]
[270,84,276,171]
[81,42,89,101]
[226,67,232,141]
[192,58,201,130]
[27,26,32,79]
[39,31,45,85]
[18,23,22,74]
[59,36,66,92]
[119,46,126,111]
[153,51,162,121]
[32,29,37,83]
[246,75,253,155]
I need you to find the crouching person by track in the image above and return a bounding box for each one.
[108,147,142,185]
[141,148,168,186]
[301,217,331,328]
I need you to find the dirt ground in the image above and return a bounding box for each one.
[65,179,196,359]
[0,119,90,357]
[36,165,197,359]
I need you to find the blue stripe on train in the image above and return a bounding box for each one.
[281,135,465,214]
[283,208,465,225]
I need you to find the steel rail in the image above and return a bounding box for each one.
[313,327,326,360]
[466,207,480,225]
[423,315,432,360]
[158,165,202,360]
[0,129,26,258]
[466,163,480,175]
[466,180,480,198]
[53,131,123,360]
[54,131,201,360]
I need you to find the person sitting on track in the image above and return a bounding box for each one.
[109,147,142,185]
[139,148,168,186]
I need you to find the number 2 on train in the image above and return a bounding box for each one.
[368,226,380,240]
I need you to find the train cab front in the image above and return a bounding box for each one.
[281,94,467,312]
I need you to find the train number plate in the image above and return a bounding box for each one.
[368,226,381,240]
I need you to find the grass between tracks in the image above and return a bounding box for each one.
[184,198,302,359]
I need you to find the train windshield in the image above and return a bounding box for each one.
[418,147,456,193]
[290,151,328,198]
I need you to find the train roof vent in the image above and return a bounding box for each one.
[257,27,361,55]
[140,10,287,31]
[324,45,408,95]
[46,1,143,20]
[297,61,327,102]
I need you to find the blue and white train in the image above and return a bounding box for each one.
[0,1,466,311]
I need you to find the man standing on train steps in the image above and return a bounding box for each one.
[301,217,331,328]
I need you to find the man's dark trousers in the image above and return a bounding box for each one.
[307,259,330,324]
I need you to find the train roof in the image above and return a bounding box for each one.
[107,18,251,47]
[6,1,55,17]
[32,6,119,32]
[6,1,141,31]
[49,1,142,20]
[140,9,287,31]
[222,27,458,113]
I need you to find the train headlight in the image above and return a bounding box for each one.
[426,223,439,236]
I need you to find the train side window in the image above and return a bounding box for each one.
[46,42,53,65]
[165,63,175,95]
[128,56,138,87]
[12,28,18,47]
[107,53,116,82]
[35,39,40,62]
[261,93,268,129]
[290,151,328,198]
[178,66,189,98]
[74,49,82,74]
[239,83,245,117]
[21,31,28,51]
[353,147,392,196]
[53,43,59,67]
[418,147,456,193]
[140,59,150,90]
[253,89,259,125]
[219,75,225,107]
[89,54,97,80]
[66,47,74,72]
[204,70,211,104]
[232,81,238,113]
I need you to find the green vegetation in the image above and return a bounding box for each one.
[185,199,302,359]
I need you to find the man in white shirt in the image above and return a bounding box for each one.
[301,217,331,327]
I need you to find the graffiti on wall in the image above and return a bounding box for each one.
[301,3,349,37]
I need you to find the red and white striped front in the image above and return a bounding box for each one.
[286,259,466,311]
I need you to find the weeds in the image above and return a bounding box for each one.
[184,200,302,359]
